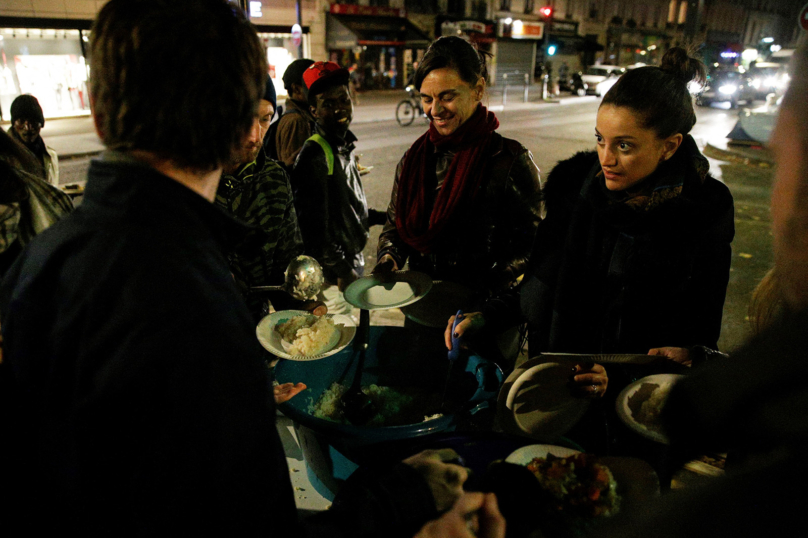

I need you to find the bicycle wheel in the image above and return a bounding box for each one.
[396,100,416,126]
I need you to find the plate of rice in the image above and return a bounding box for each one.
[256,310,356,361]
[616,373,684,444]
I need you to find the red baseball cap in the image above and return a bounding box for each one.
[303,61,350,97]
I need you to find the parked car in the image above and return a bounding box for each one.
[580,65,626,96]
[696,69,749,109]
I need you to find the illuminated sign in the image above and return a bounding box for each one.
[250,1,262,18]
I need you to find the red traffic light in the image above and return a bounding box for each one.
[539,6,553,18]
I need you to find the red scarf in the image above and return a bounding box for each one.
[395,104,499,253]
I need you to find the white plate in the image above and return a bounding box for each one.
[497,357,589,440]
[615,373,685,445]
[505,444,581,465]
[343,271,433,310]
[256,310,356,361]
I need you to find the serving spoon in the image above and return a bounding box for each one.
[251,255,325,300]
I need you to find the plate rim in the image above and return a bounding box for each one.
[498,358,589,439]
[504,443,581,465]
[256,310,357,361]
[615,373,685,445]
[343,270,433,310]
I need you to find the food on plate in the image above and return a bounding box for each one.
[634,381,673,433]
[275,314,317,341]
[526,453,620,519]
[309,382,441,426]
[275,314,338,356]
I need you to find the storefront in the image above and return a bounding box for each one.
[0,20,92,121]
[495,19,543,84]
[326,4,430,90]
[438,18,496,81]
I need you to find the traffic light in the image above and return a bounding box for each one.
[539,6,553,18]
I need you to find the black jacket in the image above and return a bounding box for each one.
[0,154,437,537]
[485,139,735,354]
[292,125,369,282]
[377,132,542,296]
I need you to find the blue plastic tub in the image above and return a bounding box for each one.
[275,325,503,498]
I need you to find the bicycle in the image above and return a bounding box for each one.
[396,85,426,126]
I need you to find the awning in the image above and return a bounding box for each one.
[327,14,431,49]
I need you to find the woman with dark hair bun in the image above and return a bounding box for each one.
[450,47,734,451]
[374,36,542,360]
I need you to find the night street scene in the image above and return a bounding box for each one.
[1,1,807,537]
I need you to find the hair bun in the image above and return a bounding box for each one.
[660,47,706,86]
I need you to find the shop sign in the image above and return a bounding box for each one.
[549,20,578,35]
[498,19,544,40]
[249,1,262,18]
[330,3,404,18]
[291,24,302,48]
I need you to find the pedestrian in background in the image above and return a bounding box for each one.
[9,94,59,184]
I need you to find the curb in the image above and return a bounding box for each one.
[703,143,774,167]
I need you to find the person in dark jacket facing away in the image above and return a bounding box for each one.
[374,36,542,340]
[274,58,315,168]
[0,2,503,537]
[450,48,734,449]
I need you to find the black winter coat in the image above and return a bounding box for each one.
[486,137,735,354]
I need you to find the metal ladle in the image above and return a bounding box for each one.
[339,308,377,425]
[251,255,325,300]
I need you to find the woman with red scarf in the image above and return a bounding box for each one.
[375,37,542,360]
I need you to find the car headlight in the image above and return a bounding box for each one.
[764,77,777,88]
[718,84,738,95]
[751,78,761,89]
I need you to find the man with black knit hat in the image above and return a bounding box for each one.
[9,94,59,184]
[215,76,312,325]
[275,58,315,168]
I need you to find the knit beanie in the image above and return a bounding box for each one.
[10,95,45,126]
[263,76,277,112]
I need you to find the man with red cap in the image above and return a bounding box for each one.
[292,61,384,317]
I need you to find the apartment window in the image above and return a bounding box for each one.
[668,0,677,23]
[589,1,598,20]
[678,1,687,24]
[500,0,512,11]
[525,0,535,14]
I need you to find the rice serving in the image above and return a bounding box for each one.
[635,382,673,433]
[309,382,441,426]
[276,315,339,356]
